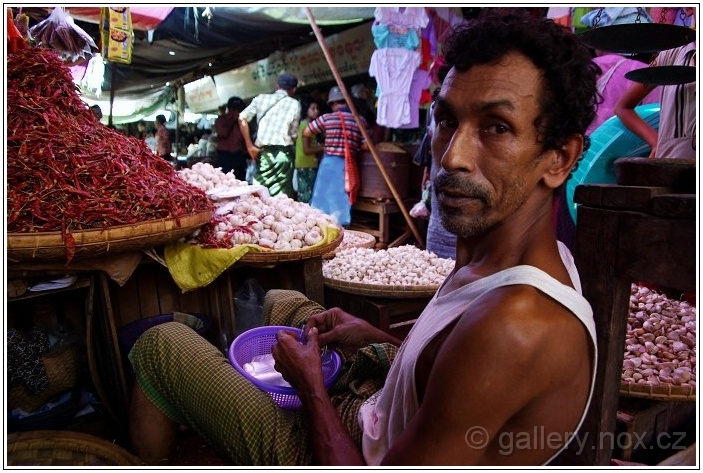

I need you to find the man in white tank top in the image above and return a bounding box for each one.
[272,10,599,465]
[128,10,599,466]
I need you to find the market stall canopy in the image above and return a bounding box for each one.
[41,7,375,101]
[64,6,173,31]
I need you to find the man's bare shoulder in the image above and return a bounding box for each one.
[446,283,589,372]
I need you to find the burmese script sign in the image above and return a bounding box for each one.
[214,22,374,101]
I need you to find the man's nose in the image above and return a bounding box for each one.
[439,128,478,173]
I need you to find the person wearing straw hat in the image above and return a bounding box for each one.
[305,85,369,227]
[128,10,598,466]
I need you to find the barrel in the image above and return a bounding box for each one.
[358,142,410,200]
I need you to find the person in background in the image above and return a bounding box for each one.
[154,114,172,161]
[127,10,598,466]
[238,73,301,197]
[198,129,212,161]
[415,95,457,259]
[586,50,659,136]
[295,97,323,203]
[306,86,369,227]
[615,9,696,160]
[144,127,156,153]
[90,104,103,121]
[136,120,147,139]
[215,96,248,180]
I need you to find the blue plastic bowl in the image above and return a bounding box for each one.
[228,325,342,410]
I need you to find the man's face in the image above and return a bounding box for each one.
[431,52,551,239]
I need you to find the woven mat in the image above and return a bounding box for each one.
[7,430,143,466]
[323,276,438,299]
[7,211,212,263]
[620,381,696,402]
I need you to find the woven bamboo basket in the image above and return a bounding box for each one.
[323,276,439,299]
[7,210,212,263]
[9,343,81,414]
[7,430,143,466]
[620,381,696,402]
[235,226,344,265]
[323,230,376,259]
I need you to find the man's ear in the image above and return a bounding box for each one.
[541,134,583,189]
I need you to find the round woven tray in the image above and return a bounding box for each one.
[7,210,212,263]
[323,229,376,259]
[7,430,143,466]
[236,226,344,265]
[620,381,696,402]
[323,276,438,299]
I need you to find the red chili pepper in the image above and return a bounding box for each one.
[7,46,213,262]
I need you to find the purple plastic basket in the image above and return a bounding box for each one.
[228,325,342,410]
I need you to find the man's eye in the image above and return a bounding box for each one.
[485,124,510,134]
[437,118,458,129]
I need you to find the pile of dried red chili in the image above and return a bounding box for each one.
[7,46,213,263]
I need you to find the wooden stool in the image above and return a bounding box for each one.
[350,197,413,248]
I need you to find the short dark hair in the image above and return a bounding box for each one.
[227,96,245,111]
[155,114,167,125]
[439,10,599,152]
[298,95,318,120]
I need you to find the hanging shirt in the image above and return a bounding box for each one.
[370,48,422,128]
[374,6,429,30]
[399,68,432,129]
[371,22,420,50]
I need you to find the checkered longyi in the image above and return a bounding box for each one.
[130,290,397,465]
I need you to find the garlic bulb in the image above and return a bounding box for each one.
[622,284,696,388]
[180,171,338,250]
[323,245,454,287]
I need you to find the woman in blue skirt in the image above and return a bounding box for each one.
[305,86,369,227]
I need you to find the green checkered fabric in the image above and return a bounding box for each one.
[129,289,397,465]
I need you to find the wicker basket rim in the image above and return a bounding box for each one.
[235,226,343,264]
[7,430,143,466]
[620,381,696,402]
[323,229,376,259]
[323,276,438,298]
[7,210,212,248]
[341,229,376,241]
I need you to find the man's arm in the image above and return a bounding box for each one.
[273,309,401,465]
[381,286,592,465]
[614,81,659,157]
[238,116,260,161]
[273,328,366,465]
[302,122,323,155]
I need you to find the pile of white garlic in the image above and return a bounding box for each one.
[186,193,337,251]
[622,283,696,388]
[178,162,248,192]
[323,245,454,286]
[178,162,338,251]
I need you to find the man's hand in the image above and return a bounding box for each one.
[246,144,261,161]
[271,327,325,393]
[305,308,401,353]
